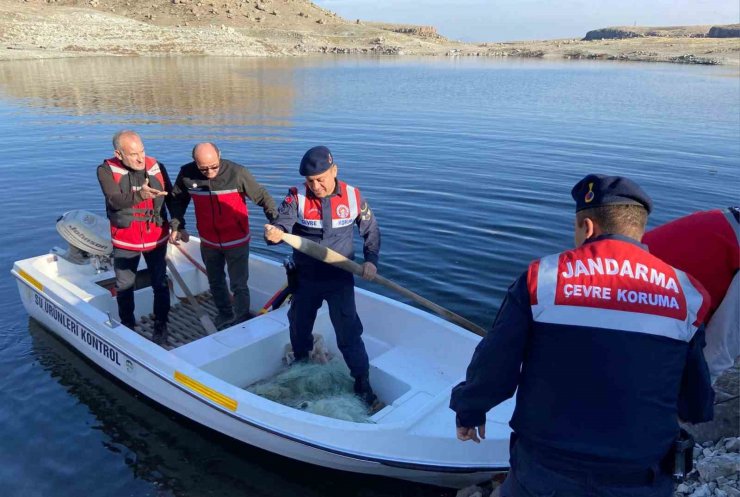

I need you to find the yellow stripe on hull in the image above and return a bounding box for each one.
[18,269,43,292]
[174,371,238,411]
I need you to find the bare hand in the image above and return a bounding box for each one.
[456,424,486,443]
[264,224,284,244]
[140,178,167,200]
[169,229,190,245]
[361,262,377,281]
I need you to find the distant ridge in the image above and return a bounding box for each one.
[583,24,740,41]
[1,1,739,65]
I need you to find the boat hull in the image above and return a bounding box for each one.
[13,245,510,488]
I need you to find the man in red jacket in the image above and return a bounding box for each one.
[97,130,172,345]
[170,143,277,328]
[643,207,739,382]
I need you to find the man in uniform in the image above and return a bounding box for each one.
[97,130,172,345]
[450,174,714,496]
[264,146,380,406]
[169,142,278,328]
[643,207,739,383]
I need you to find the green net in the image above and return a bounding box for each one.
[246,358,374,423]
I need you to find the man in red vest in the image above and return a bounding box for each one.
[170,143,277,328]
[97,130,172,345]
[643,207,740,382]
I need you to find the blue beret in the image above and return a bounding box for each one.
[299,146,334,176]
[571,174,652,214]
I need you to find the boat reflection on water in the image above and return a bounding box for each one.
[27,319,450,497]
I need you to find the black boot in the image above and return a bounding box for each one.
[353,375,378,408]
[152,320,168,346]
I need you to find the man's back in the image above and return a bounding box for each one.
[516,235,712,466]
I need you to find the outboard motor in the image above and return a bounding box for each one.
[54,210,113,271]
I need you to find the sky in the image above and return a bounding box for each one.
[314,0,740,42]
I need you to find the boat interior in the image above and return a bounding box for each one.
[29,242,477,424]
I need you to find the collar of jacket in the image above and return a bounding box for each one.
[584,233,647,251]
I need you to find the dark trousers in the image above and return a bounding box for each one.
[288,273,370,379]
[113,243,170,327]
[501,440,673,497]
[200,243,250,322]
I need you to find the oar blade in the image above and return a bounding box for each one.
[200,314,218,335]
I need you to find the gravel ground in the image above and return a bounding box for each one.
[455,437,740,497]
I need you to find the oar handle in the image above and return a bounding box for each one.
[279,232,486,337]
[174,244,207,275]
[166,258,217,335]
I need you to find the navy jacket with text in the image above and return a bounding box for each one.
[450,234,714,469]
[272,179,380,280]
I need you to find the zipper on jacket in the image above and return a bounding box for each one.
[208,178,223,249]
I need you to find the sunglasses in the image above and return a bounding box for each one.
[198,164,219,173]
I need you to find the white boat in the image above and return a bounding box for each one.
[11,211,514,488]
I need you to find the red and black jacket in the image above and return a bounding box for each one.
[170,159,277,249]
[97,157,171,252]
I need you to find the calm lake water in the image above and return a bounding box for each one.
[0,56,738,497]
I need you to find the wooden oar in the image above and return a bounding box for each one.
[174,244,207,275]
[166,258,218,335]
[278,232,487,337]
[174,243,234,303]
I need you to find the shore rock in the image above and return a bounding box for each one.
[685,363,740,443]
[708,25,740,38]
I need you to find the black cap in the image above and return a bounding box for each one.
[299,146,334,176]
[571,174,652,214]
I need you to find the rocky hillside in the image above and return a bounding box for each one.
[708,24,740,38]
[1,1,738,65]
[42,0,348,29]
[584,24,740,40]
[2,0,458,57]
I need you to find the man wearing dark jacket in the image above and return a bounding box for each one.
[450,175,714,497]
[263,146,380,406]
[97,130,172,345]
[170,143,278,327]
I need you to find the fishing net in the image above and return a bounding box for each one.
[246,358,374,423]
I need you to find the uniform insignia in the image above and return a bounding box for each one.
[336,205,350,218]
[360,202,372,221]
[584,182,595,204]
[285,196,293,204]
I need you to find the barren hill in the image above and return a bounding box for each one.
[2,0,460,57]
[43,0,355,30]
[1,1,738,65]
[583,24,740,40]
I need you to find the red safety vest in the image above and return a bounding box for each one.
[106,157,169,251]
[190,187,250,249]
[294,180,360,230]
[643,209,739,319]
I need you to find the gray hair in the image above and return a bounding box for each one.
[112,130,140,151]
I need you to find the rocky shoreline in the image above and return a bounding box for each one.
[456,437,740,497]
[0,1,738,65]
[456,363,740,497]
